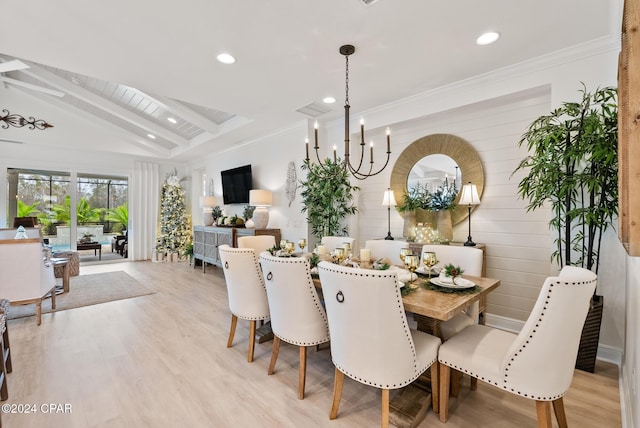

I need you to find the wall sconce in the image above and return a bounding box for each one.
[249,190,273,229]
[199,195,217,226]
[459,182,481,246]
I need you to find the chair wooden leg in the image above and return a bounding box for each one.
[248,320,257,362]
[451,368,461,397]
[470,376,478,390]
[430,362,439,414]
[381,388,390,428]
[298,346,307,400]
[0,336,7,401]
[439,363,451,423]
[227,314,238,348]
[329,368,344,420]
[3,324,11,374]
[535,400,553,428]
[36,302,42,326]
[268,336,280,375]
[552,397,568,428]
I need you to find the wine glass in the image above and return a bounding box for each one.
[399,248,412,264]
[285,241,295,255]
[422,251,438,277]
[333,248,346,264]
[404,254,420,281]
[298,238,307,252]
[280,239,288,251]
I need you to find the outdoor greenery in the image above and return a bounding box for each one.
[513,84,618,273]
[300,158,359,239]
[106,203,128,232]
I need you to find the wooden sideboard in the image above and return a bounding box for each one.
[193,226,281,272]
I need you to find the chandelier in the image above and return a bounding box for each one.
[305,45,390,180]
[1,109,53,130]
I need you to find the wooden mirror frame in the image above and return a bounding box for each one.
[390,133,484,226]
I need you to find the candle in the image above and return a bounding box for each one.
[317,245,327,255]
[360,117,365,145]
[386,127,391,152]
[360,248,371,262]
[314,121,319,148]
[333,145,337,162]
[305,137,309,160]
[370,141,374,163]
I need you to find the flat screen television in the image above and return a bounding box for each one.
[221,164,253,204]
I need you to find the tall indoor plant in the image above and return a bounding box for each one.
[512,84,617,372]
[300,158,359,240]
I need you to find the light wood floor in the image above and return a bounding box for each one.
[3,261,622,427]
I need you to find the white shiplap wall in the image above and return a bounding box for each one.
[354,87,553,322]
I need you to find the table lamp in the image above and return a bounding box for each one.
[249,189,273,229]
[199,195,217,226]
[459,182,481,246]
[382,188,397,240]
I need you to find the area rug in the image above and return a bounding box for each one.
[6,271,155,320]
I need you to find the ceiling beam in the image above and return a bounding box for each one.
[16,60,190,146]
[0,76,65,97]
[10,85,171,157]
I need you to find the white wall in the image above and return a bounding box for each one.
[194,123,308,244]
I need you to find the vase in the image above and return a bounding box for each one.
[403,211,417,241]
[436,210,453,243]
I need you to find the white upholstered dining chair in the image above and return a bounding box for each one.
[438,265,597,427]
[321,236,355,253]
[218,245,270,362]
[259,253,330,399]
[318,261,441,428]
[364,239,410,266]
[237,235,276,255]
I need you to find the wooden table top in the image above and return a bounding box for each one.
[313,273,500,322]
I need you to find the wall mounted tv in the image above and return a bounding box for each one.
[221,164,253,204]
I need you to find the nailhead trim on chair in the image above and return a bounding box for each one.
[263,256,329,346]
[222,248,270,322]
[439,278,594,400]
[319,263,437,389]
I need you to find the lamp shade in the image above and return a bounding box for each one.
[199,195,217,208]
[381,188,397,207]
[249,189,272,207]
[459,182,481,205]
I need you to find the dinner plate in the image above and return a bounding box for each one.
[414,266,441,276]
[430,277,475,289]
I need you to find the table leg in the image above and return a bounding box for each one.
[388,313,441,428]
[98,247,102,260]
[63,262,70,293]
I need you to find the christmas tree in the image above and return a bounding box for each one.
[155,172,191,256]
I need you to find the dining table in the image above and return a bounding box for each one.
[312,269,501,428]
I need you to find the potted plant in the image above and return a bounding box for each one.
[299,158,359,240]
[512,84,617,372]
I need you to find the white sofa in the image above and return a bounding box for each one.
[0,228,56,325]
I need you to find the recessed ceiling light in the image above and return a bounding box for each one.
[147,133,156,139]
[322,97,336,104]
[167,117,177,124]
[476,31,500,46]
[216,53,236,64]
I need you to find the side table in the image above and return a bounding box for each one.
[50,258,70,293]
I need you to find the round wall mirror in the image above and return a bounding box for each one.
[390,133,484,227]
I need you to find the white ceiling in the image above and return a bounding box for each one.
[0,0,616,162]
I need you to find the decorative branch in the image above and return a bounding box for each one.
[0,109,54,130]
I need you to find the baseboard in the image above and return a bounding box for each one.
[484,313,622,365]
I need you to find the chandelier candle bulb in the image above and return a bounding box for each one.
[333,145,337,162]
[370,141,374,163]
[305,137,309,160]
[360,118,365,145]
[386,127,391,152]
[314,121,319,149]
